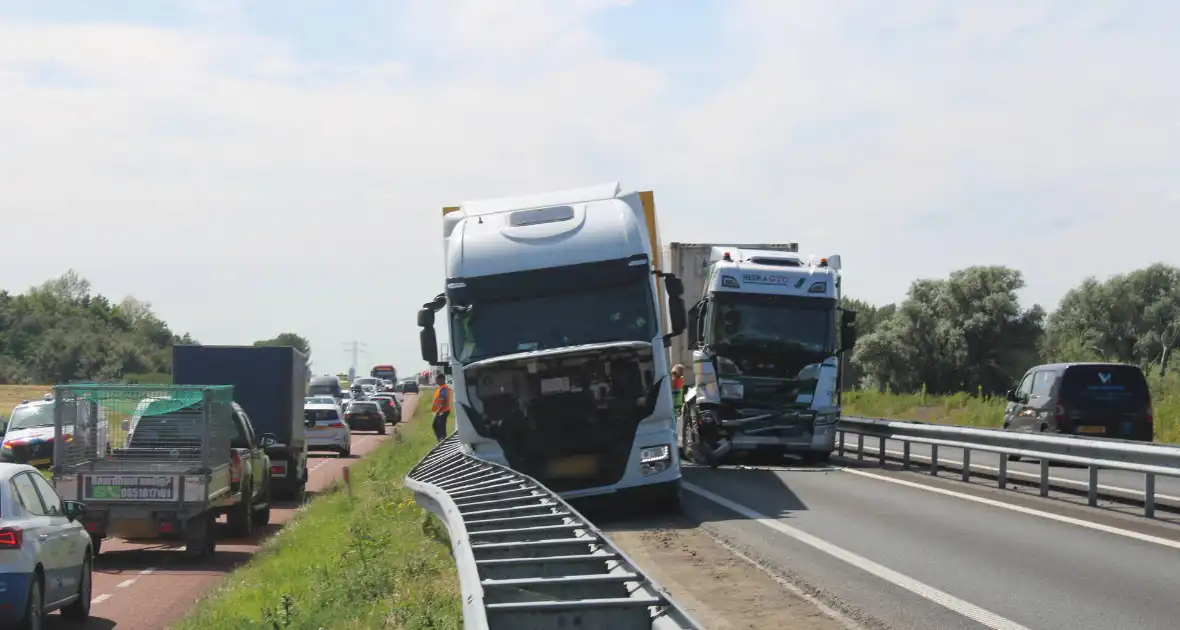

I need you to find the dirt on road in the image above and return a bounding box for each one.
[607,517,853,630]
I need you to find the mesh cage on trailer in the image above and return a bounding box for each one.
[52,383,235,474]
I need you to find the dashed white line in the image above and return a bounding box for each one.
[139,567,156,575]
[91,594,111,604]
[683,481,1032,630]
[116,579,136,588]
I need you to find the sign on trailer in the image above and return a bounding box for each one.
[84,474,179,501]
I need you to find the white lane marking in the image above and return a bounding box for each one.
[683,481,1031,630]
[139,567,156,575]
[865,446,1180,502]
[842,467,1180,551]
[116,579,136,588]
[92,593,111,604]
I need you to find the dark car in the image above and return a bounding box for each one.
[344,401,386,434]
[369,395,401,424]
[400,380,420,394]
[1003,362,1154,457]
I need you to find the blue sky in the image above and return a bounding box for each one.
[0,0,1176,375]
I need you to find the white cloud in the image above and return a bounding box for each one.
[0,0,1176,371]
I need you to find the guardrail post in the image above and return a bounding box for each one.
[902,441,911,469]
[837,431,845,457]
[929,444,938,475]
[1039,460,1050,497]
[878,436,886,465]
[961,449,971,482]
[1087,465,1099,507]
[857,434,864,461]
[997,456,1008,489]
[1145,473,1156,518]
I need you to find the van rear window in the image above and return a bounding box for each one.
[1061,366,1149,404]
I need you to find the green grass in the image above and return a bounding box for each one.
[175,394,461,630]
[843,373,1180,444]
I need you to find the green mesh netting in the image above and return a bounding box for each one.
[67,384,234,416]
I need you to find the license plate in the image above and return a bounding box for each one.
[1078,425,1107,434]
[29,457,51,467]
[549,455,599,477]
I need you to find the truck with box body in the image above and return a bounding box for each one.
[417,182,689,509]
[172,345,312,501]
[51,384,274,558]
[664,243,857,465]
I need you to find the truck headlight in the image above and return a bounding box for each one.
[719,380,744,399]
[640,444,672,476]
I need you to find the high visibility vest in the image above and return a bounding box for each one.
[671,376,684,408]
[432,384,452,414]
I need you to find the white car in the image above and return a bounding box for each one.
[3,396,109,468]
[304,403,351,457]
[0,463,93,626]
[304,396,343,416]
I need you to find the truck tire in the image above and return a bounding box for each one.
[252,491,272,528]
[227,482,254,537]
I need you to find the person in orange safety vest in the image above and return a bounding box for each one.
[431,373,452,441]
[671,364,685,416]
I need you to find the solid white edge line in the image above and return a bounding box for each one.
[841,467,1180,551]
[116,579,136,588]
[868,446,1180,502]
[91,593,111,604]
[682,481,1031,630]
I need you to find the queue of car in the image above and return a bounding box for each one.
[304,376,402,457]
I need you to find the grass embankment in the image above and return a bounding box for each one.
[0,385,52,417]
[844,373,1180,444]
[176,393,461,630]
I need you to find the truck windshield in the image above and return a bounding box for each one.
[710,293,835,355]
[451,277,656,363]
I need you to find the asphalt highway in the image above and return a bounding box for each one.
[680,458,1180,630]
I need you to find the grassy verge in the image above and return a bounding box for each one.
[176,394,461,630]
[843,373,1180,444]
[0,384,52,417]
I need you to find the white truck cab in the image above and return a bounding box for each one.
[670,244,857,465]
[417,183,689,509]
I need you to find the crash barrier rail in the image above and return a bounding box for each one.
[406,434,703,630]
[835,416,1180,518]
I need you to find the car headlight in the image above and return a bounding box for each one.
[720,379,744,399]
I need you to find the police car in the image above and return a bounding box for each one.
[2,395,109,468]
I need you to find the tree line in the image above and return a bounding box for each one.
[843,264,1180,395]
[0,271,312,385]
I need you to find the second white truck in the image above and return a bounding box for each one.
[664,243,857,465]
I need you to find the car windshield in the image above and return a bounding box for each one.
[353,378,378,387]
[710,293,835,355]
[451,277,656,363]
[305,397,336,405]
[7,405,54,431]
[350,403,379,412]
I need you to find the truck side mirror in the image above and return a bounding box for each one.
[839,309,858,353]
[665,275,687,340]
[420,327,439,364]
[417,307,434,328]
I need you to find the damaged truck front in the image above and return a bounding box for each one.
[417,182,688,511]
[666,244,858,466]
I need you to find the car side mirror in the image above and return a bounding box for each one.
[261,433,279,446]
[63,501,86,521]
[1005,390,1017,403]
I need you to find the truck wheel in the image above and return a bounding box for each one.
[227,482,254,537]
[252,494,271,528]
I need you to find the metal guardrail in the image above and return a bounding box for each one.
[406,435,704,630]
[836,416,1180,518]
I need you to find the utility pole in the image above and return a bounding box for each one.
[342,341,368,376]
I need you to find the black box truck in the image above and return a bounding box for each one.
[173,345,312,501]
